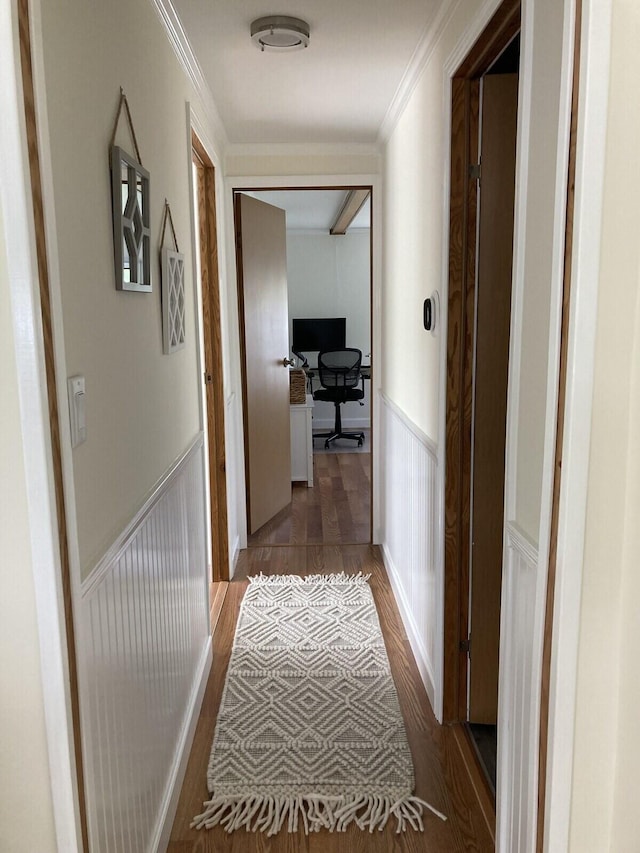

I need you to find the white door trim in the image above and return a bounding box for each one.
[543,0,613,849]
[497,0,578,847]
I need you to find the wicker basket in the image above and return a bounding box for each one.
[289,369,307,404]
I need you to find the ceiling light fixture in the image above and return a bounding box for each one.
[250,16,310,52]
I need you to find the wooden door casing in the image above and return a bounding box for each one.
[468,73,519,724]
[443,0,520,726]
[192,134,229,583]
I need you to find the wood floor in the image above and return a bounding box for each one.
[248,452,371,547]
[168,545,494,852]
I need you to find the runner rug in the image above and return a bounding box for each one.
[192,572,446,835]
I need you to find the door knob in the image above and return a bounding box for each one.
[282,357,295,367]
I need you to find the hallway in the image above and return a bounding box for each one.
[168,544,494,851]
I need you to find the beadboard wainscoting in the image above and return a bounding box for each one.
[78,435,211,853]
[379,392,440,713]
[497,522,541,853]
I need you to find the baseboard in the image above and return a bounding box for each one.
[155,637,212,852]
[381,543,437,711]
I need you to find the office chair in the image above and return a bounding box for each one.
[313,348,365,449]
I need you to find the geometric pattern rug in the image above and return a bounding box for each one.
[192,572,446,835]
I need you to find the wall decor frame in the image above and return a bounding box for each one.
[162,248,186,353]
[110,145,152,292]
[160,199,185,353]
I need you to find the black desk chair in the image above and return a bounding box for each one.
[313,348,365,449]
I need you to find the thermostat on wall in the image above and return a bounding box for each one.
[423,291,440,335]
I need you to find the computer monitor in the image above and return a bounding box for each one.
[292,318,346,359]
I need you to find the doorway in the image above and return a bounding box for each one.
[233,186,374,547]
[443,0,521,798]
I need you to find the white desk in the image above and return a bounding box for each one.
[290,394,314,487]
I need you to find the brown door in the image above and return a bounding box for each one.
[468,73,518,723]
[236,194,291,534]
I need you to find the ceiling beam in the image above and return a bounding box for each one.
[330,189,370,235]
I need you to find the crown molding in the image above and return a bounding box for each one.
[150,0,228,153]
[378,0,461,144]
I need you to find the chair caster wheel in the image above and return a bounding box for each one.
[358,438,364,447]
[325,440,330,449]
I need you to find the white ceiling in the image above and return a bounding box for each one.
[244,189,370,231]
[172,0,442,144]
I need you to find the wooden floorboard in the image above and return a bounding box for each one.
[248,452,371,547]
[168,545,494,852]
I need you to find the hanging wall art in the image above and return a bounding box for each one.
[160,200,185,354]
[109,88,152,292]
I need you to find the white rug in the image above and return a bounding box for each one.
[192,572,446,836]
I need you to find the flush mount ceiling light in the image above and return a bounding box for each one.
[250,15,310,52]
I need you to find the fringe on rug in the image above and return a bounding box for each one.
[248,571,372,586]
[191,793,447,836]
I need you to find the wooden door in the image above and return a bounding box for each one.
[192,135,229,582]
[236,194,291,534]
[468,73,519,723]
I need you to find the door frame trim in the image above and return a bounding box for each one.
[542,0,612,848]
[191,129,230,582]
[442,0,521,726]
[224,174,381,548]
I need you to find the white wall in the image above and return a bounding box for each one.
[287,230,371,427]
[382,46,446,441]
[39,0,215,579]
[569,2,640,849]
[0,203,57,852]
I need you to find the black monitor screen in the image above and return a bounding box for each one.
[292,318,346,353]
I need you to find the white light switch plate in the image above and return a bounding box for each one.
[68,375,86,447]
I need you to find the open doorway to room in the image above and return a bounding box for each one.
[443,0,520,801]
[233,187,373,548]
